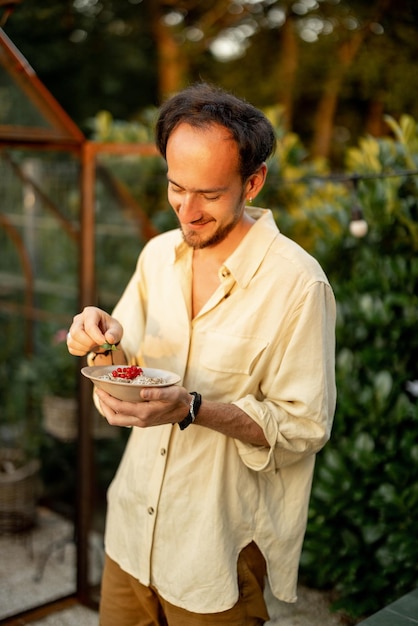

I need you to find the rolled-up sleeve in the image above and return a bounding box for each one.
[232,281,336,472]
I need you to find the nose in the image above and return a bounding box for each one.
[176,193,202,223]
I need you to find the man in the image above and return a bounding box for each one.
[67,83,336,626]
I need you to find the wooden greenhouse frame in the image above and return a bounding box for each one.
[0,26,158,619]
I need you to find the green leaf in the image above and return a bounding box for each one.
[100,342,118,351]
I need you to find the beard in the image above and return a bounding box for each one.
[181,215,240,249]
[178,195,246,250]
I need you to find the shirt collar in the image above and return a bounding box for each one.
[225,208,279,289]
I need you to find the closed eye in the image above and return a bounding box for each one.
[169,183,184,193]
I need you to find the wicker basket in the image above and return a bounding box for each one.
[0,448,41,534]
[43,395,78,441]
[42,395,117,441]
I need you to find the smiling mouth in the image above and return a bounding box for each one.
[186,217,211,228]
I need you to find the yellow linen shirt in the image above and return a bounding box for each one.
[104,208,336,613]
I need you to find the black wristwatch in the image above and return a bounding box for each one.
[178,392,202,430]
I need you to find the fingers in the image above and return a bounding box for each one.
[96,390,148,428]
[97,391,136,427]
[95,385,190,430]
[83,306,122,346]
[67,306,123,356]
[66,316,93,355]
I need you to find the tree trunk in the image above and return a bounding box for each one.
[311,31,365,159]
[149,4,189,100]
[365,96,386,136]
[311,0,393,159]
[277,14,298,130]
[148,0,252,102]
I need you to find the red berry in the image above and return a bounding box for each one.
[111,366,143,380]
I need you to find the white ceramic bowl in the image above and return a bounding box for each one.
[81,365,181,402]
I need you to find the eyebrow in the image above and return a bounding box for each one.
[167,177,228,194]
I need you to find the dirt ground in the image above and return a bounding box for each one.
[265,582,349,625]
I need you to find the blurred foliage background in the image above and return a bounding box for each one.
[3,0,418,165]
[1,0,418,621]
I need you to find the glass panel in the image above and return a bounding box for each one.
[95,150,169,310]
[0,149,80,619]
[0,145,169,618]
[0,64,51,128]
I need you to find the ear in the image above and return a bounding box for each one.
[245,163,268,203]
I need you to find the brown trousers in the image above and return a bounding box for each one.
[100,542,270,626]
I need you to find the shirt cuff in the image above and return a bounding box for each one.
[232,396,278,472]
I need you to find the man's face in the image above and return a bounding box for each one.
[165,122,248,249]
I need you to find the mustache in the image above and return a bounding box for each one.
[174,213,210,227]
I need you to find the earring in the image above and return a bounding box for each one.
[248,197,253,205]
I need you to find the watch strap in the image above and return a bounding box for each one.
[178,392,202,430]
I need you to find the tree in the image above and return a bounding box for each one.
[310,0,394,159]
[4,0,418,161]
[148,0,255,99]
[148,0,418,160]
[3,0,158,130]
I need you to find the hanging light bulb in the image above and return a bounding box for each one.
[349,204,368,237]
[349,176,368,237]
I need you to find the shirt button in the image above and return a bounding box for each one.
[160,448,166,456]
[220,266,230,278]
[147,507,155,515]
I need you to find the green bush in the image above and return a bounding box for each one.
[293,116,418,619]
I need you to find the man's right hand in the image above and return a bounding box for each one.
[67,306,123,357]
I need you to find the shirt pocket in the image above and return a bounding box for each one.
[200,331,268,376]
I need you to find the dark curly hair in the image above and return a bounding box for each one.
[155,83,276,181]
